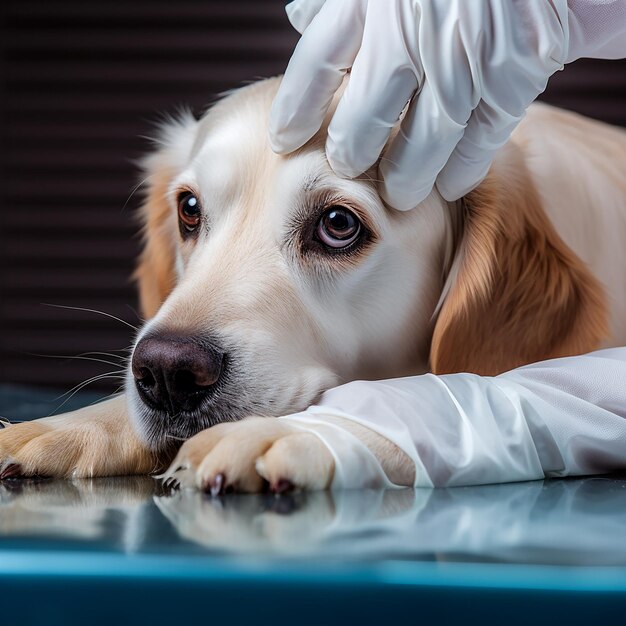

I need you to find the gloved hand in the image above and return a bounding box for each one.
[269,0,570,210]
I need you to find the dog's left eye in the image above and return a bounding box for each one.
[315,206,361,249]
[178,192,202,233]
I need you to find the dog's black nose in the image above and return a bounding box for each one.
[131,334,224,415]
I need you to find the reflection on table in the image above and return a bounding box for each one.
[1,475,625,566]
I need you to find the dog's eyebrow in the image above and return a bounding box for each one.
[302,174,322,193]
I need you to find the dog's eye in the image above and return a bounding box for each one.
[315,206,361,249]
[178,192,201,233]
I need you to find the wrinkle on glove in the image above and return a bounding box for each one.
[280,348,626,489]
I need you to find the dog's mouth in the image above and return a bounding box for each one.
[127,361,259,451]
[133,401,236,452]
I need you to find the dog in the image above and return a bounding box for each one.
[1,77,625,492]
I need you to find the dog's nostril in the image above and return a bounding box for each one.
[190,355,223,388]
[174,369,201,393]
[135,367,154,385]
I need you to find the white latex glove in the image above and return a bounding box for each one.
[280,348,626,488]
[269,0,571,209]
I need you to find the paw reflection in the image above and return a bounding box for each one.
[2,477,626,566]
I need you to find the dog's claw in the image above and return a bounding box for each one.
[208,473,225,497]
[271,478,295,494]
[0,416,12,429]
[163,476,179,490]
[0,463,23,480]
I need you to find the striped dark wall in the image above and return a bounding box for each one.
[0,0,625,392]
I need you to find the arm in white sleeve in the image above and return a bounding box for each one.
[567,0,626,62]
[280,348,626,488]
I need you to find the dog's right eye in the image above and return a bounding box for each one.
[315,206,362,249]
[178,192,202,234]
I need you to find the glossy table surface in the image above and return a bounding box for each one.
[1,387,626,624]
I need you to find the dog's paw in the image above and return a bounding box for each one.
[163,417,335,494]
[0,396,159,479]
[0,417,89,479]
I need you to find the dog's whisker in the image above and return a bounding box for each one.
[121,173,153,214]
[29,353,126,369]
[49,373,126,417]
[72,355,127,368]
[78,351,129,365]
[125,304,145,326]
[41,303,139,332]
[74,348,133,361]
[164,433,188,443]
[51,370,126,408]
[54,370,126,398]
[62,373,126,399]
[88,386,125,407]
[351,177,385,184]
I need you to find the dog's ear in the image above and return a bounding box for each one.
[134,112,198,319]
[430,143,608,376]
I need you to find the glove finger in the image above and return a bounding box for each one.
[285,0,327,34]
[379,79,467,211]
[326,0,420,178]
[435,101,522,201]
[269,0,367,155]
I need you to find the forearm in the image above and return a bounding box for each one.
[282,348,626,488]
[567,0,626,61]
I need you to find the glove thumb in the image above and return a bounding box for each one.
[286,0,327,34]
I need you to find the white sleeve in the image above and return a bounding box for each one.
[280,348,626,489]
[566,0,626,62]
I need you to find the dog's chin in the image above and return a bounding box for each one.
[127,391,245,452]
[124,364,252,451]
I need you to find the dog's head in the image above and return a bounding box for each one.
[128,77,607,450]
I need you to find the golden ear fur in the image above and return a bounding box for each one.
[430,143,608,376]
[134,112,198,319]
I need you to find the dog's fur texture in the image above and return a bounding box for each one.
[1,77,626,491]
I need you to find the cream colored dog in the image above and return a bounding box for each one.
[1,77,625,492]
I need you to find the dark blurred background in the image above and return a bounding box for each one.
[0,0,625,395]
